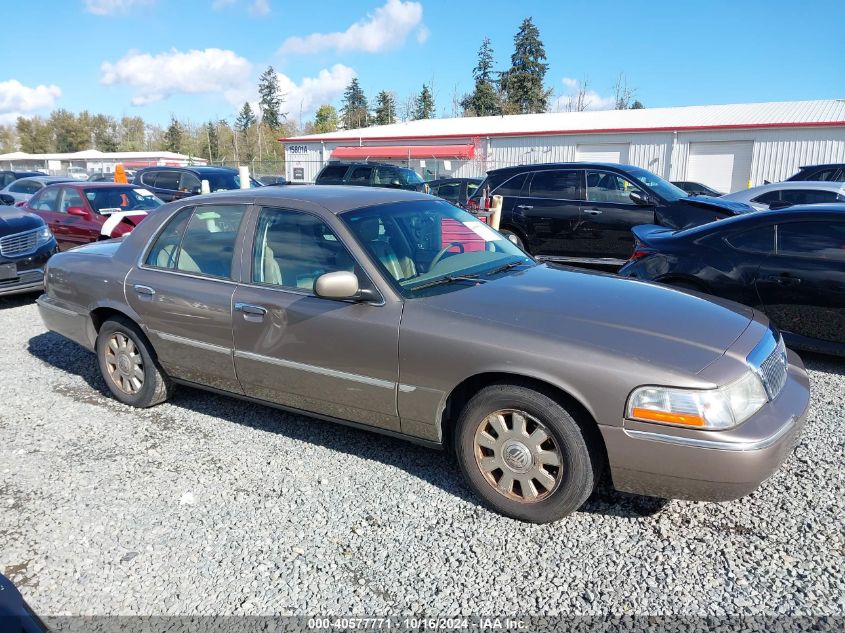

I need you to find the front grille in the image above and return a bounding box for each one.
[0,227,39,258]
[758,335,788,400]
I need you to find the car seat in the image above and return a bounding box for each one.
[357,217,416,281]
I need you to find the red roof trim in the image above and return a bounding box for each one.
[279,120,845,144]
[330,144,475,160]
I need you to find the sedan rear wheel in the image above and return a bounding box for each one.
[455,383,601,523]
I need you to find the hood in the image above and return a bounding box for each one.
[421,264,754,374]
[679,194,752,215]
[0,206,45,235]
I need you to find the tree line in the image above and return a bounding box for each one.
[0,16,644,157]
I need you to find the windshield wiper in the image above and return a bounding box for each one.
[486,259,531,276]
[412,274,485,291]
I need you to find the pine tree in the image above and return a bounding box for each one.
[413,84,435,120]
[204,121,220,161]
[313,105,339,133]
[258,66,285,130]
[502,17,550,114]
[163,116,183,153]
[340,78,369,129]
[373,91,397,125]
[630,100,645,110]
[236,102,256,134]
[462,37,502,116]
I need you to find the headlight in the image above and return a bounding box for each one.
[35,225,53,246]
[626,371,768,430]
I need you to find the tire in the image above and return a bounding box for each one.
[499,229,527,252]
[454,383,600,523]
[96,316,174,408]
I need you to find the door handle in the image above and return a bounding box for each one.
[583,209,603,216]
[133,284,155,296]
[515,204,534,210]
[235,302,267,317]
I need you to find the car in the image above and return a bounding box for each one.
[257,175,287,186]
[0,574,49,632]
[426,177,483,206]
[466,163,752,266]
[23,182,162,250]
[133,166,261,202]
[0,175,76,205]
[619,204,845,356]
[720,181,845,210]
[0,202,58,296]
[786,163,845,182]
[66,166,89,181]
[314,162,426,191]
[0,170,45,189]
[671,181,724,197]
[37,185,809,523]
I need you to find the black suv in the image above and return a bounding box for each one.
[133,166,261,202]
[468,162,751,265]
[314,162,425,191]
[786,164,845,182]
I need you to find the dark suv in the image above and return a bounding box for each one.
[468,162,752,265]
[133,166,261,202]
[314,162,425,191]
[786,164,845,182]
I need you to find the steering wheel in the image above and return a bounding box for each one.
[430,242,465,269]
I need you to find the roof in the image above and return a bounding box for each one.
[0,150,205,161]
[17,175,76,183]
[282,99,845,143]
[722,181,845,201]
[59,182,145,189]
[135,165,236,173]
[203,184,431,213]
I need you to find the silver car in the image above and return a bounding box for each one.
[722,181,845,210]
[0,176,77,204]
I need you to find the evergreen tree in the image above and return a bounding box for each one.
[630,100,645,110]
[462,37,502,116]
[313,105,339,133]
[502,17,550,114]
[204,121,220,161]
[163,116,183,153]
[412,84,435,120]
[258,66,285,129]
[373,91,397,125]
[236,102,256,134]
[340,78,369,129]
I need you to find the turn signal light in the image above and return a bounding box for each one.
[630,407,705,427]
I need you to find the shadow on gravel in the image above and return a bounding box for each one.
[0,291,40,310]
[28,329,666,520]
[799,351,845,377]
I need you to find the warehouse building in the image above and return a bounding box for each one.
[0,150,207,176]
[281,99,845,193]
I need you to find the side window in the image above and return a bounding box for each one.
[436,182,461,201]
[176,205,247,277]
[347,166,373,184]
[531,170,583,200]
[31,187,61,212]
[373,167,399,185]
[146,207,194,269]
[586,171,642,204]
[0,173,13,188]
[179,172,201,193]
[316,165,348,184]
[724,225,775,253]
[140,171,159,187]
[253,208,356,291]
[777,222,845,261]
[750,190,781,206]
[10,180,39,194]
[153,171,181,192]
[780,189,839,205]
[466,181,480,198]
[60,188,85,212]
[494,173,527,197]
[811,169,839,182]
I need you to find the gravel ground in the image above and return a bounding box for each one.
[1,292,843,618]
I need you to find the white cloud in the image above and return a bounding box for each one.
[280,0,426,55]
[100,48,253,105]
[555,77,616,112]
[249,0,270,16]
[0,80,62,124]
[83,0,153,15]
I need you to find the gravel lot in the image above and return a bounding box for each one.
[1,292,843,618]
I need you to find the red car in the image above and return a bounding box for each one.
[24,182,163,250]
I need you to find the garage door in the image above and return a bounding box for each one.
[687,141,753,194]
[575,143,630,164]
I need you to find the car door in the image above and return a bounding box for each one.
[26,187,66,246]
[345,165,374,187]
[231,206,402,432]
[516,169,584,257]
[56,187,101,247]
[754,220,845,345]
[582,170,655,262]
[125,203,249,393]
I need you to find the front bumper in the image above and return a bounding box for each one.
[0,243,56,297]
[600,349,810,502]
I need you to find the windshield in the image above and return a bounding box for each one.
[84,187,163,214]
[341,200,532,296]
[626,167,689,202]
[400,169,424,186]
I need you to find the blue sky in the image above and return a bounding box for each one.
[1,0,843,127]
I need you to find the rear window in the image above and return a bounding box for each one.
[725,225,775,253]
[316,165,348,184]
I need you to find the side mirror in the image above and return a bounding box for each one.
[0,193,14,206]
[66,206,90,218]
[314,271,380,302]
[629,190,653,207]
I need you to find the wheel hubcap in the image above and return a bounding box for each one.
[104,332,144,395]
[473,409,563,503]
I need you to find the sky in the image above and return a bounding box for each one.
[1,0,843,128]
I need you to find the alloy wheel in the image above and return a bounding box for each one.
[104,332,145,395]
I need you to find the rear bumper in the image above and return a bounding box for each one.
[601,350,810,502]
[36,295,95,351]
